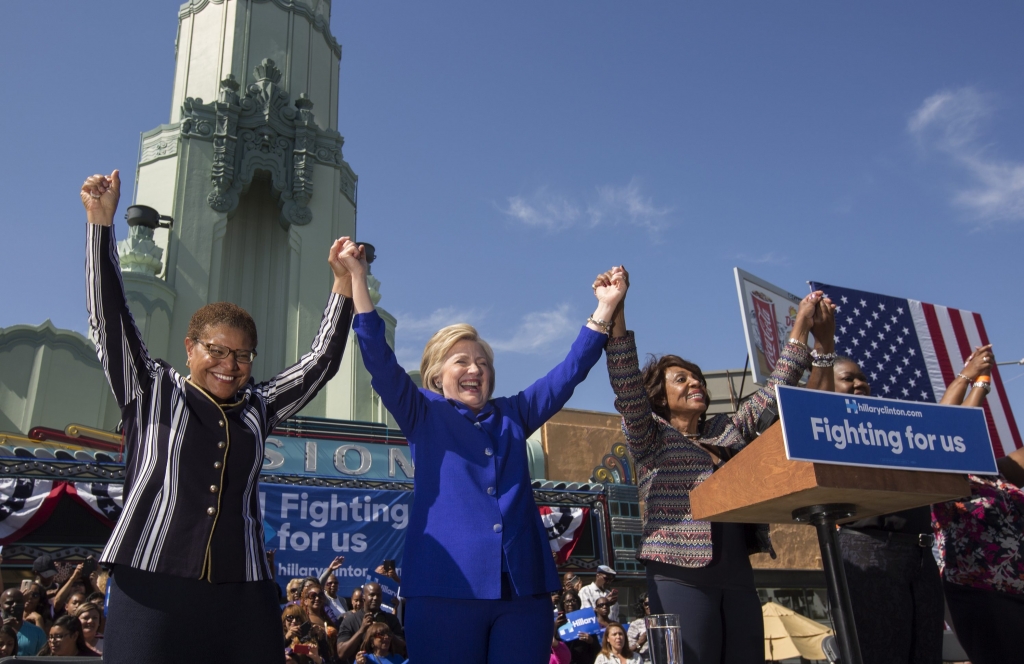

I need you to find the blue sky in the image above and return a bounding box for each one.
[2,1,1023,419]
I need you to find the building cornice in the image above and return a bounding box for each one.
[178,0,341,58]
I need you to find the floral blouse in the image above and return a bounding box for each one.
[932,474,1024,595]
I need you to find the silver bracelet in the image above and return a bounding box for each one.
[811,350,837,368]
[972,381,991,393]
[587,316,612,335]
[787,337,809,350]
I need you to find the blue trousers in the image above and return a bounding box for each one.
[404,594,552,664]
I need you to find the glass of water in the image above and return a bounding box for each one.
[645,613,683,664]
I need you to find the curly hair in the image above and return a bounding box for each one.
[187,302,258,348]
[641,354,710,433]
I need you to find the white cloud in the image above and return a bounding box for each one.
[502,190,582,231]
[500,179,672,235]
[734,251,789,267]
[489,304,577,354]
[588,179,672,233]
[908,87,1024,224]
[395,306,486,336]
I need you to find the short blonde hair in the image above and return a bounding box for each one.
[420,324,495,397]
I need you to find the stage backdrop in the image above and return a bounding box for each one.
[260,484,411,594]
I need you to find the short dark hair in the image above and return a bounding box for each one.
[187,302,258,348]
[641,354,710,432]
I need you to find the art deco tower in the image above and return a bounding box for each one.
[0,0,396,432]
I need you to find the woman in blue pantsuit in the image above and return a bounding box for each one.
[339,242,626,663]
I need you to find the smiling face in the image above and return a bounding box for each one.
[834,359,871,396]
[438,339,493,413]
[78,608,100,639]
[184,324,254,402]
[663,366,708,421]
[49,626,77,656]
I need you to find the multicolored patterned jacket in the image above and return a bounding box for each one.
[933,474,1024,595]
[605,332,810,568]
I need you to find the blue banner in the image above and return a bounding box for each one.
[260,484,412,595]
[777,386,998,474]
[557,607,604,641]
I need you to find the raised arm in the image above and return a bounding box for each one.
[340,241,428,431]
[602,270,660,459]
[805,296,837,392]
[940,345,993,406]
[727,291,817,442]
[513,267,628,433]
[258,238,355,429]
[83,171,157,410]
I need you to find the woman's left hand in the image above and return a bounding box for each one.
[594,266,629,307]
[790,291,823,346]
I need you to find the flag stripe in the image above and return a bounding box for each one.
[921,304,957,387]
[909,301,947,399]
[957,311,1008,456]
[974,313,1024,452]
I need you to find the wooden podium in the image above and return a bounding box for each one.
[691,422,970,664]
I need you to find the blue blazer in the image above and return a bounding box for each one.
[353,311,606,599]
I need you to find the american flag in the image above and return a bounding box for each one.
[810,282,1021,458]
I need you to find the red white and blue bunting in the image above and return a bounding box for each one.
[539,506,589,564]
[0,479,123,543]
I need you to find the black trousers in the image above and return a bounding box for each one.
[944,580,1024,664]
[104,565,284,664]
[838,529,943,664]
[646,568,763,664]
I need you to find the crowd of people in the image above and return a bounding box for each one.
[0,554,106,657]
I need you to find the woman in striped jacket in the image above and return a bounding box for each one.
[81,170,355,664]
[601,268,832,664]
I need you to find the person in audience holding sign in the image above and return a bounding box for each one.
[604,266,829,664]
[339,239,628,663]
[594,623,641,664]
[336,582,405,664]
[81,171,356,664]
[560,590,600,664]
[929,346,1024,664]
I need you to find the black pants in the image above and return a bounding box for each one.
[944,580,1024,664]
[646,567,763,664]
[839,529,943,664]
[104,565,284,664]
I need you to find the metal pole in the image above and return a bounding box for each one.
[996,359,1023,366]
[793,504,863,664]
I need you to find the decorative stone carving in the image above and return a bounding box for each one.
[117,225,164,276]
[139,125,179,165]
[180,59,356,228]
[178,0,341,58]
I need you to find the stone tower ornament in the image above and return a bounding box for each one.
[180,59,347,229]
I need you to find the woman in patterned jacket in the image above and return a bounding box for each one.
[601,268,832,664]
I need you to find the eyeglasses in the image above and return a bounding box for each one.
[47,633,68,643]
[595,603,609,608]
[193,339,257,364]
[307,594,323,600]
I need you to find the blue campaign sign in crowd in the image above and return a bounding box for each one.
[260,484,412,593]
[557,607,604,641]
[777,386,998,474]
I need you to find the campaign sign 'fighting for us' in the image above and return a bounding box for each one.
[776,386,998,474]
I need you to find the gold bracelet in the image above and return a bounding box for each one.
[587,316,612,335]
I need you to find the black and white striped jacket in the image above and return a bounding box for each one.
[86,224,353,582]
